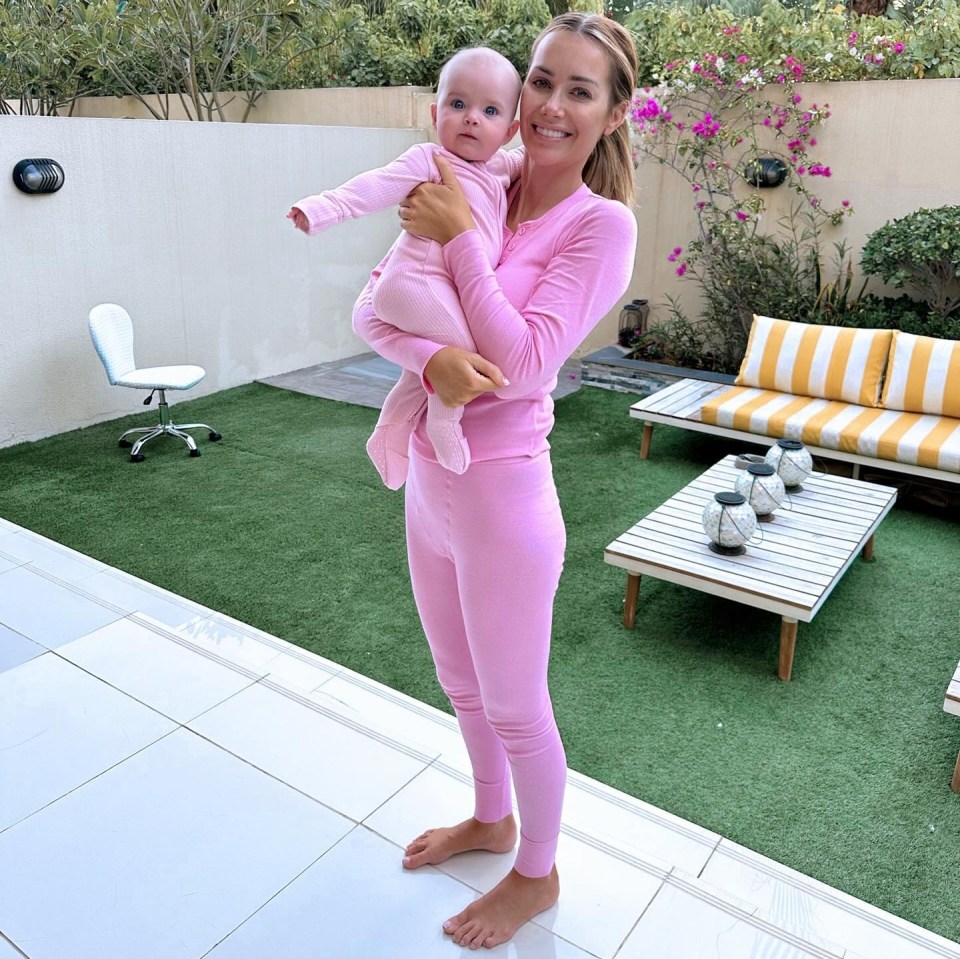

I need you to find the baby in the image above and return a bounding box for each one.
[289,46,523,489]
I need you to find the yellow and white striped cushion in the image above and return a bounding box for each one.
[880,331,960,418]
[735,315,892,407]
[701,386,960,472]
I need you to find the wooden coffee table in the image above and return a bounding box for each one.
[604,455,898,680]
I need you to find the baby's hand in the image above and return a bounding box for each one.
[287,208,309,233]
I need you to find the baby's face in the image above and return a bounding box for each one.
[432,58,519,163]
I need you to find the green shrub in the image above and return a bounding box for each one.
[625,0,960,84]
[0,0,99,115]
[629,22,855,372]
[292,0,549,88]
[808,294,960,339]
[0,0,348,118]
[860,206,960,318]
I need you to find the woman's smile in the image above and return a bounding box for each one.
[532,125,569,139]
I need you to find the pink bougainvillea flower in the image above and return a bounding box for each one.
[736,211,749,221]
[636,98,660,120]
[676,263,688,276]
[842,199,851,207]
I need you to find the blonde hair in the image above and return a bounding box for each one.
[531,14,637,206]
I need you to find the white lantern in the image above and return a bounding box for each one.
[701,491,757,555]
[765,439,813,490]
[735,462,786,518]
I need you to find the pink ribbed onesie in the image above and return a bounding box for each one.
[354,182,638,878]
[294,143,523,489]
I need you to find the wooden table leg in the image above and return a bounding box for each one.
[861,534,875,562]
[778,617,798,681]
[623,573,641,628]
[640,423,653,460]
[952,751,960,793]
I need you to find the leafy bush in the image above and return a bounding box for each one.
[294,0,549,88]
[860,206,960,317]
[629,27,854,372]
[809,294,960,339]
[625,0,960,84]
[0,0,347,118]
[0,0,99,115]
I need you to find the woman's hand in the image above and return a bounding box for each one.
[399,154,476,245]
[424,347,508,407]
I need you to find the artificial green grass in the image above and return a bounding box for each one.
[1,383,958,942]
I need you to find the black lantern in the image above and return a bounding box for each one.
[617,299,650,348]
[12,158,65,194]
[743,157,787,188]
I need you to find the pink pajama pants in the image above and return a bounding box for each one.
[404,448,568,878]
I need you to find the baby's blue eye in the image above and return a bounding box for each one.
[484,106,499,116]
[452,98,465,109]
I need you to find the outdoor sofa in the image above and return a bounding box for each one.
[632,314,960,485]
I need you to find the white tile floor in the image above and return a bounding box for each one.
[1,518,958,959]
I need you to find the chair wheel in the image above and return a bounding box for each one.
[209,431,222,442]
[130,453,145,463]
[189,448,201,458]
[119,439,133,448]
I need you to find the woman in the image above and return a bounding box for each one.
[353,13,639,950]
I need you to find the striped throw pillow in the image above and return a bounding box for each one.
[880,330,960,418]
[735,315,893,407]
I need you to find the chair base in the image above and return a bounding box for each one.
[119,390,221,461]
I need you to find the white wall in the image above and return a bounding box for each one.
[0,115,422,447]
[4,78,959,447]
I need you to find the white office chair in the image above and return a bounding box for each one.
[88,303,222,462]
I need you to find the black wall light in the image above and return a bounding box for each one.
[13,158,65,194]
[744,157,788,189]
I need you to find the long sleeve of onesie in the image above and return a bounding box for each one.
[355,187,638,466]
[336,148,521,487]
[294,145,439,233]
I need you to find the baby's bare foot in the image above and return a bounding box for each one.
[443,866,560,949]
[402,815,516,870]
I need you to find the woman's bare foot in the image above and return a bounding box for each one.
[402,815,517,869]
[443,866,560,949]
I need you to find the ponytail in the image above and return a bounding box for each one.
[583,122,635,207]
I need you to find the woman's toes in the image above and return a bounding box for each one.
[453,920,481,947]
[402,848,431,869]
[404,833,430,854]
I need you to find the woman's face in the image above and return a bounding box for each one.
[519,30,627,174]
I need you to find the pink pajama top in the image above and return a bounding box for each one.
[353,181,639,463]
